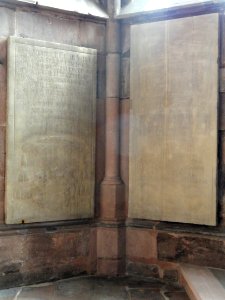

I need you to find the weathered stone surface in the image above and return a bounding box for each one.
[158,232,225,269]
[97,227,125,259]
[0,1,109,290]
[97,226,125,276]
[126,228,157,260]
[129,14,218,225]
[0,7,107,225]
[0,227,92,289]
[6,37,97,224]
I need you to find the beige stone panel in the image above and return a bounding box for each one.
[129,14,218,225]
[6,37,97,224]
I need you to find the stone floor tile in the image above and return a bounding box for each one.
[129,289,164,300]
[0,276,189,300]
[164,291,190,300]
[0,287,21,300]
[55,277,129,300]
[125,277,165,289]
[18,284,55,299]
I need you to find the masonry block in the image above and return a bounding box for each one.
[158,232,225,269]
[97,227,125,259]
[0,227,93,289]
[126,228,157,261]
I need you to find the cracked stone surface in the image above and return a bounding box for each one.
[0,276,190,299]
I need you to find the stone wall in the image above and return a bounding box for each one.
[120,7,225,281]
[1,0,225,289]
[0,224,96,288]
[0,1,106,288]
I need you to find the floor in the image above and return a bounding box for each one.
[180,264,225,300]
[0,276,190,299]
[210,268,225,289]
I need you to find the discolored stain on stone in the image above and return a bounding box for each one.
[0,228,93,289]
[158,232,225,269]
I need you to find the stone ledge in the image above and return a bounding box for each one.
[126,218,225,237]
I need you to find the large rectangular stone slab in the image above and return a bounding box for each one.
[6,37,97,224]
[129,14,218,225]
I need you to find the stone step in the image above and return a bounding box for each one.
[180,264,225,300]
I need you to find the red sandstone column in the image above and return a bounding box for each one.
[99,0,125,222]
[97,0,125,276]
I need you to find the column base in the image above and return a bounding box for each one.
[96,220,126,276]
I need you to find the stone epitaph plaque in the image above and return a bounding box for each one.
[6,37,97,224]
[129,14,218,225]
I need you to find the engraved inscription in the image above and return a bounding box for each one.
[129,14,218,225]
[6,37,97,224]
